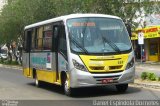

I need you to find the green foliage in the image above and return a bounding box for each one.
[0,59,19,65]
[156,77,160,81]
[10,61,19,65]
[141,72,148,80]
[141,72,159,81]
[147,73,157,81]
[0,0,55,44]
[0,59,3,64]
[0,0,159,44]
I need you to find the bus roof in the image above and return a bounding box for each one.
[24,14,121,30]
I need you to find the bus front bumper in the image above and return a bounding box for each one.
[70,66,135,88]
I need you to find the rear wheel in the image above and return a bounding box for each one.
[35,73,43,87]
[116,84,128,92]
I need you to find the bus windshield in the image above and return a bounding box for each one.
[67,17,132,54]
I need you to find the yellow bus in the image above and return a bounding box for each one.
[23,14,135,96]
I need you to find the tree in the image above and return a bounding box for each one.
[0,0,159,44]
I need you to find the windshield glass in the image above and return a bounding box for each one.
[67,17,132,54]
[1,49,7,54]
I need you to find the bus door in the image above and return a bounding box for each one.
[53,22,67,82]
[53,25,59,82]
[23,30,32,77]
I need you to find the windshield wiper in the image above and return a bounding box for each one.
[101,36,121,53]
[69,36,89,54]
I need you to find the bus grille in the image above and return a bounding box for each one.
[89,65,123,72]
[109,65,123,70]
[90,70,123,74]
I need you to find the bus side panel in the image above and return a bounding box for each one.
[30,52,57,83]
[36,70,56,83]
[22,52,32,78]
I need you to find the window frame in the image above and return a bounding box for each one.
[24,21,66,53]
[23,29,32,53]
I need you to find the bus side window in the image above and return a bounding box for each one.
[58,25,67,58]
[24,30,32,52]
[52,26,59,52]
[43,24,52,50]
[23,31,27,52]
[43,31,52,50]
[31,29,36,50]
[36,27,43,50]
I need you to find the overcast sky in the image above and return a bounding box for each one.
[0,0,6,10]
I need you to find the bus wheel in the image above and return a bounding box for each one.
[116,84,128,92]
[63,76,73,96]
[35,74,42,87]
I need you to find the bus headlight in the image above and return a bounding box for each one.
[72,59,87,71]
[125,57,134,70]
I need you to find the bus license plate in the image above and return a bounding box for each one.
[102,78,113,84]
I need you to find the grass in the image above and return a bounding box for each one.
[0,59,19,65]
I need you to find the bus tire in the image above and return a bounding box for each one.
[116,84,128,92]
[63,74,73,96]
[35,73,42,87]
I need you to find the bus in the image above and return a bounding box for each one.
[23,14,135,96]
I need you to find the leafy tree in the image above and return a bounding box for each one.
[0,0,159,44]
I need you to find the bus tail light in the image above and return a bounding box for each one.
[72,59,87,71]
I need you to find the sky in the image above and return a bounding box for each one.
[0,0,6,11]
[145,14,160,26]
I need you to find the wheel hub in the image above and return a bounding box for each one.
[64,80,69,92]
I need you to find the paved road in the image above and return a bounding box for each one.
[0,67,160,106]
